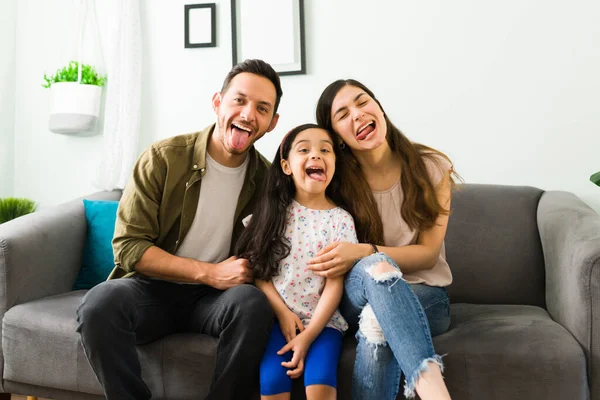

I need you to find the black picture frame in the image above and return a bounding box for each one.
[184,3,217,48]
[231,0,306,75]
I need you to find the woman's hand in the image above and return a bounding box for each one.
[276,309,305,343]
[277,331,313,379]
[307,242,370,278]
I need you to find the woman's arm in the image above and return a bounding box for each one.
[376,171,452,272]
[308,172,452,277]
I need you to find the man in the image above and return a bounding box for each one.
[76,59,282,400]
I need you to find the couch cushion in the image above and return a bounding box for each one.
[446,184,546,307]
[436,303,589,400]
[72,200,119,290]
[2,291,217,399]
[4,294,587,399]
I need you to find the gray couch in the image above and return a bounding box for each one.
[0,184,597,399]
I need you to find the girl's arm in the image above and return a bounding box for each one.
[255,279,305,342]
[301,276,344,342]
[308,171,452,277]
[278,276,344,378]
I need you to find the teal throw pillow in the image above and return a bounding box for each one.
[72,199,119,290]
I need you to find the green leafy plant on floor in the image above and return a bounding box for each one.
[591,171,600,187]
[42,61,107,88]
[0,198,37,224]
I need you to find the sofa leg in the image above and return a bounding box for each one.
[0,394,9,400]
[28,397,38,400]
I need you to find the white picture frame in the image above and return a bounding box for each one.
[231,0,306,75]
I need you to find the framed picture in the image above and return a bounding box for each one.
[185,3,217,48]
[231,0,306,75]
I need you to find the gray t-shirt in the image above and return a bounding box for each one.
[175,153,249,263]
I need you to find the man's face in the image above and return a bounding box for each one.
[212,72,279,155]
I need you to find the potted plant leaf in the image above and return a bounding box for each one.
[591,171,600,187]
[0,198,37,224]
[43,61,107,135]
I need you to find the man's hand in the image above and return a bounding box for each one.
[204,256,253,289]
[276,310,305,343]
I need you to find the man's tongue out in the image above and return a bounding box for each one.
[230,125,250,150]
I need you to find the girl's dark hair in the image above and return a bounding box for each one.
[235,123,345,280]
[316,79,459,245]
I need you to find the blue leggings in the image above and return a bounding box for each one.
[260,323,343,396]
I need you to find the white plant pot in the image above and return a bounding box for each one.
[49,82,103,134]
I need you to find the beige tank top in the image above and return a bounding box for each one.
[371,155,453,287]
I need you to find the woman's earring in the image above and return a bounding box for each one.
[339,142,346,149]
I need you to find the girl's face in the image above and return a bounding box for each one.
[281,128,336,199]
[330,85,387,152]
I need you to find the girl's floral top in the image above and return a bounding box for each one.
[272,200,358,332]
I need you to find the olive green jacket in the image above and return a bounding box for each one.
[109,123,271,279]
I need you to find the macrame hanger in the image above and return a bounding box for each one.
[73,0,87,84]
[88,0,106,77]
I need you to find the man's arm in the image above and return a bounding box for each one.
[135,246,252,289]
[112,144,165,275]
[113,144,252,288]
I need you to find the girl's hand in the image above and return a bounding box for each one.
[277,332,312,379]
[276,310,305,343]
[307,242,368,278]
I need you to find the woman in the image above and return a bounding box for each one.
[308,79,459,400]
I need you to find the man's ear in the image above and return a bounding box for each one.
[212,92,222,113]
[280,158,292,175]
[266,113,280,133]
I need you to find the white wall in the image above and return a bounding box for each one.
[11,0,600,212]
[0,0,17,198]
[14,0,105,206]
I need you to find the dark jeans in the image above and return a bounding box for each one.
[76,278,273,400]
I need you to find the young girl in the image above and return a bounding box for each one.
[236,123,358,400]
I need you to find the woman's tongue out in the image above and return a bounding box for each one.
[356,122,375,141]
[230,125,250,150]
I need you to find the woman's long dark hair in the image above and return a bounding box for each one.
[235,123,346,281]
[316,79,459,245]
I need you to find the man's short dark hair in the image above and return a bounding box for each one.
[220,59,283,114]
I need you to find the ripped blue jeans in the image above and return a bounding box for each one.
[340,253,450,399]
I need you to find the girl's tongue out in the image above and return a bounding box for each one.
[230,125,250,150]
[306,167,326,182]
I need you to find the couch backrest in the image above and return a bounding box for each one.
[445,184,546,307]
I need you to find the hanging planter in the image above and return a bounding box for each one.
[43,61,107,134]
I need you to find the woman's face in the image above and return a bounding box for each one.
[330,85,387,152]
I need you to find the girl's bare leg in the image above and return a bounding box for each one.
[306,384,336,400]
[262,392,291,400]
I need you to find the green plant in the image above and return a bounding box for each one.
[42,61,107,88]
[591,171,600,187]
[0,198,37,224]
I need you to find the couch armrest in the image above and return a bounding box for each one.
[538,190,600,396]
[0,191,121,317]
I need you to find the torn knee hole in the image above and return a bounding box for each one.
[372,262,397,275]
[365,261,403,282]
[359,304,386,344]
